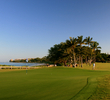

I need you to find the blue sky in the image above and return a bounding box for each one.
[0,0,110,62]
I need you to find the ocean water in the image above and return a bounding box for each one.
[0,62,45,67]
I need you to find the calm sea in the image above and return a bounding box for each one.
[0,62,45,67]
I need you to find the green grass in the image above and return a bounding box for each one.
[89,75,110,100]
[0,63,110,100]
[77,63,110,71]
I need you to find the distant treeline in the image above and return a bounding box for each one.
[9,56,51,63]
[96,53,110,63]
[9,53,110,64]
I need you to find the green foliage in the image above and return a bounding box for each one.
[48,36,102,66]
[96,53,109,62]
[48,43,69,65]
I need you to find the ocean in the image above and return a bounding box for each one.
[0,62,45,67]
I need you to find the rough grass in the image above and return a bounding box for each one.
[89,75,110,100]
[0,63,110,100]
[77,63,110,71]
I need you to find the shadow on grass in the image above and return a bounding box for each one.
[69,77,97,100]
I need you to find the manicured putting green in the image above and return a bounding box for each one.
[0,65,110,100]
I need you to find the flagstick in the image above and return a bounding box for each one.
[26,59,28,75]
[26,63,27,75]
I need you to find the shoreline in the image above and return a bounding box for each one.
[0,62,46,67]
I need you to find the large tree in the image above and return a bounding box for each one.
[48,43,69,65]
[77,36,86,67]
[90,41,101,62]
[66,37,78,67]
[85,36,93,65]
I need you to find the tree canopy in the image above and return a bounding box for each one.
[47,36,102,66]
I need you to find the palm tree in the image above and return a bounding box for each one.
[90,41,101,62]
[81,46,90,65]
[90,42,101,51]
[59,42,70,66]
[75,46,81,67]
[77,36,86,67]
[85,36,93,65]
[66,37,78,67]
[65,45,73,66]
[85,36,93,47]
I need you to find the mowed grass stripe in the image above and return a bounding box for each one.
[70,77,97,100]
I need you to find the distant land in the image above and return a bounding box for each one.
[9,56,50,63]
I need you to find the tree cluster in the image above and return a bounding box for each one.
[96,53,110,62]
[47,36,101,67]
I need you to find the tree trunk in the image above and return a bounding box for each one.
[79,56,81,67]
[73,49,76,68]
[89,57,92,66]
[81,56,83,67]
[86,56,87,65]
[70,57,72,64]
[70,57,73,67]
[64,60,67,66]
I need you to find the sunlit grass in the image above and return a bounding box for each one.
[77,63,110,71]
[89,75,110,100]
[0,63,110,100]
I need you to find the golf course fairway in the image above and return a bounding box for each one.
[0,63,110,100]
